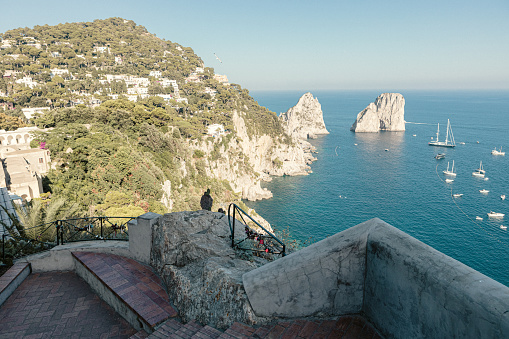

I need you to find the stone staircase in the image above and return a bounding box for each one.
[71,251,381,339]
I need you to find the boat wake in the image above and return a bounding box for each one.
[405,121,434,125]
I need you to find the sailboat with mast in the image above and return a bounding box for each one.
[429,119,456,148]
[443,160,457,176]
[472,161,485,178]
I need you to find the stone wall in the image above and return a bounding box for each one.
[243,218,509,338]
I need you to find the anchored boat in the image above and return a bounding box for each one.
[491,147,505,156]
[443,160,457,176]
[429,119,455,148]
[488,211,505,218]
[472,161,485,178]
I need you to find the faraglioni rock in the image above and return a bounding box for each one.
[350,93,405,132]
[279,92,329,140]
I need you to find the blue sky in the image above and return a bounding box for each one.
[1,0,508,91]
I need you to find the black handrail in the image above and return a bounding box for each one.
[1,216,135,264]
[227,203,285,257]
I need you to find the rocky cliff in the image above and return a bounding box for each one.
[350,93,405,132]
[151,210,271,329]
[190,110,316,201]
[280,92,329,140]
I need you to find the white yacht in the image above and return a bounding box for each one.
[479,189,489,194]
[429,119,456,148]
[475,216,483,221]
[501,225,507,230]
[491,147,505,156]
[487,211,505,218]
[472,161,485,178]
[502,195,506,200]
[446,179,454,183]
[443,161,457,176]
[453,193,463,197]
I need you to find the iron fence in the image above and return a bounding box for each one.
[1,216,134,265]
[227,203,285,257]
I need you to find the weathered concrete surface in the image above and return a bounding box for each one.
[364,222,509,339]
[242,218,376,317]
[16,240,130,271]
[243,217,509,338]
[129,212,161,264]
[151,210,269,329]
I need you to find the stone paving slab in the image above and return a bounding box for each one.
[0,271,136,339]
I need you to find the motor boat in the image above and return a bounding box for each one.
[479,189,489,194]
[487,211,505,218]
[491,147,505,156]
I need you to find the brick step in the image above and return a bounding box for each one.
[129,329,149,339]
[72,251,177,333]
[219,316,382,338]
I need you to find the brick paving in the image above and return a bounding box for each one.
[73,251,177,329]
[0,271,136,339]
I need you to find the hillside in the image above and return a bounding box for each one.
[0,18,313,224]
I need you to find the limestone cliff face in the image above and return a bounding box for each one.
[350,93,405,133]
[191,110,314,201]
[279,92,329,140]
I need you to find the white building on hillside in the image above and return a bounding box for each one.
[149,71,162,78]
[207,124,225,137]
[15,77,38,89]
[21,107,50,120]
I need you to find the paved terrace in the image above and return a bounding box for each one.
[0,253,381,339]
[0,271,136,338]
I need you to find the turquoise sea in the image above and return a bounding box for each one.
[246,90,509,287]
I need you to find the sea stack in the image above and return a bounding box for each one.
[350,93,405,132]
[279,92,329,140]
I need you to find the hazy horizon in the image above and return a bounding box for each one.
[1,0,508,92]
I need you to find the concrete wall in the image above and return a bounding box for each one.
[242,218,373,317]
[129,212,161,264]
[363,223,509,338]
[243,218,509,338]
[18,240,131,271]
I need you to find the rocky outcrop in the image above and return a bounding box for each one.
[280,92,329,140]
[151,210,270,329]
[350,93,405,132]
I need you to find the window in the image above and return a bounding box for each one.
[39,158,44,163]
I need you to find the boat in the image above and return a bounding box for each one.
[413,134,417,137]
[502,195,506,200]
[487,211,505,218]
[453,193,463,197]
[472,161,485,178]
[459,142,465,145]
[479,189,489,194]
[491,147,505,156]
[446,179,454,183]
[475,216,483,221]
[501,225,507,230]
[435,153,446,159]
[443,161,457,176]
[429,119,456,148]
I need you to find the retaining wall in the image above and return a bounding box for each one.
[243,218,509,338]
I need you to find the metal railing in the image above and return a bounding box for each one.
[227,203,285,257]
[1,216,134,264]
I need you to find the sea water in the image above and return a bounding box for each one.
[246,90,509,287]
